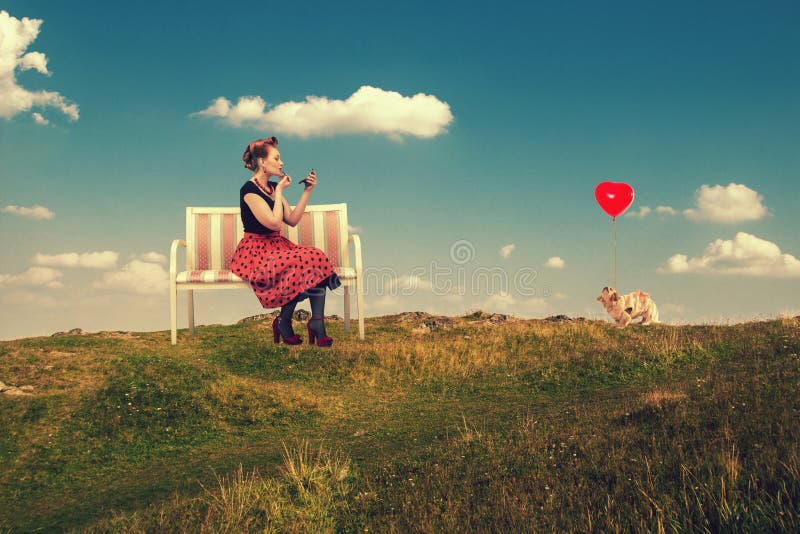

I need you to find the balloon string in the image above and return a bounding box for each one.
[613,216,617,290]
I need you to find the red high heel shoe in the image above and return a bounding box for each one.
[272,317,302,345]
[307,317,333,347]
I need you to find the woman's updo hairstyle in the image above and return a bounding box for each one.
[242,137,279,171]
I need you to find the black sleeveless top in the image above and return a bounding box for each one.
[240,180,278,234]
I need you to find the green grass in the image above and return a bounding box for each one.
[1,314,798,532]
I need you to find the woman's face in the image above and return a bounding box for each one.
[259,146,284,177]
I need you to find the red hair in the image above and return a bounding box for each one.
[242,136,278,171]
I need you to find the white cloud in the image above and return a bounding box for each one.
[1,204,54,219]
[661,254,692,273]
[500,244,516,258]
[545,256,565,269]
[384,274,434,293]
[93,259,169,295]
[658,232,800,278]
[0,266,63,288]
[136,252,167,264]
[19,50,48,74]
[0,10,79,121]
[683,183,767,223]
[32,251,119,270]
[31,111,48,124]
[195,95,263,125]
[365,271,465,317]
[367,270,466,311]
[194,85,454,140]
[625,206,652,218]
[656,206,677,215]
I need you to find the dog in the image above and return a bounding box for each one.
[596,287,659,327]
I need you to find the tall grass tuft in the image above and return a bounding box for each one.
[198,465,268,533]
[196,440,353,533]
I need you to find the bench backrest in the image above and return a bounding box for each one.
[185,204,350,271]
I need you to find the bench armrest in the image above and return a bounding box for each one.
[170,239,187,277]
[348,234,362,274]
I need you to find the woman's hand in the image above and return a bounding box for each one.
[302,170,317,191]
[276,173,292,191]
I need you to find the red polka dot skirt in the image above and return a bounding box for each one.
[229,232,341,309]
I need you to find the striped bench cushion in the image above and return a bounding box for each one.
[334,266,356,279]
[176,270,244,283]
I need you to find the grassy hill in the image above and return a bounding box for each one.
[1,312,798,532]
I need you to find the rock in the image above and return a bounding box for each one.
[237,314,274,324]
[393,312,454,329]
[238,310,335,323]
[545,315,573,323]
[411,325,431,335]
[487,313,509,324]
[463,310,493,320]
[20,385,35,392]
[393,311,430,322]
[463,310,516,324]
[51,328,88,336]
[391,312,454,333]
[428,318,454,329]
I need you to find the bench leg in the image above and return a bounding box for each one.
[343,285,351,333]
[356,276,365,340]
[187,290,195,335]
[170,281,178,345]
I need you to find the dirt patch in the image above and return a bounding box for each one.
[641,388,688,409]
[98,331,139,340]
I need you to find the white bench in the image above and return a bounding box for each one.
[169,204,364,345]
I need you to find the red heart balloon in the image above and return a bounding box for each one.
[595,182,635,218]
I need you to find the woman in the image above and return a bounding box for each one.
[229,137,341,347]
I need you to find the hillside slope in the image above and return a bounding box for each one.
[1,313,798,532]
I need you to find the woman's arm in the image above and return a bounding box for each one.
[283,189,311,227]
[244,190,285,231]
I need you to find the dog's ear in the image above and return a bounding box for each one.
[611,293,619,302]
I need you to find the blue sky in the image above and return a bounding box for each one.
[1,1,799,339]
